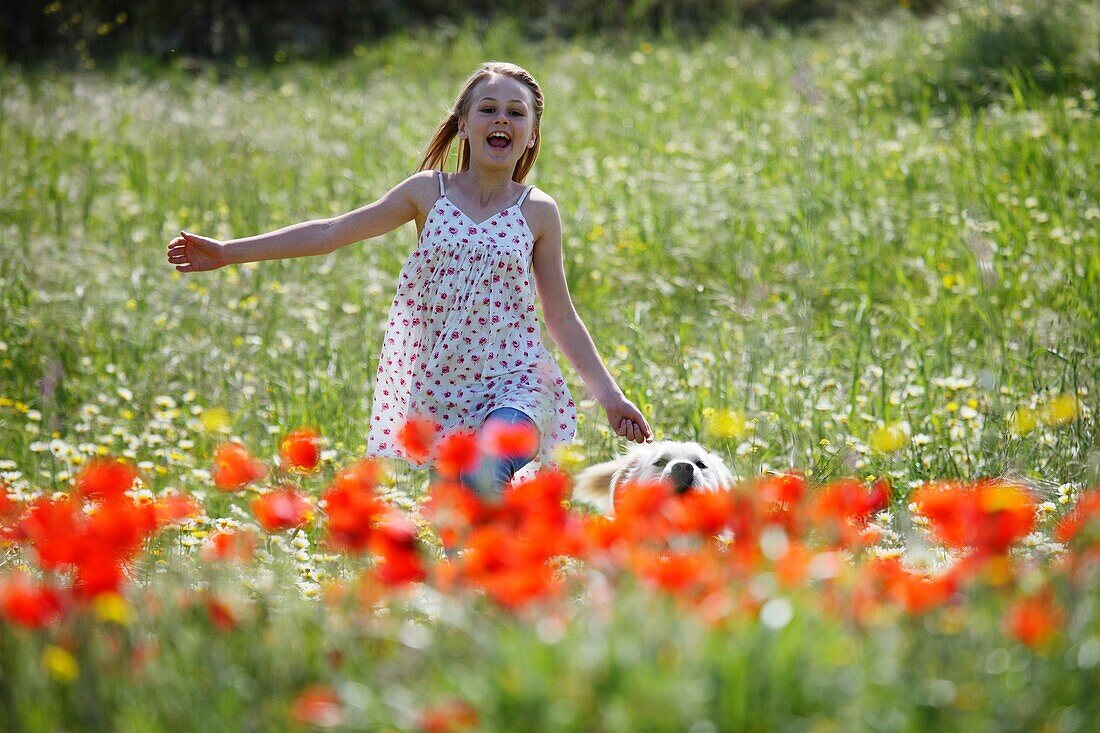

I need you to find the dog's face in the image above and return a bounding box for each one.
[573,440,735,514]
[612,441,735,496]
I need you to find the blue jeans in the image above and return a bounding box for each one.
[432,407,539,497]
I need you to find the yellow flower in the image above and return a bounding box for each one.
[1011,406,1039,435]
[42,645,79,682]
[92,593,132,626]
[704,408,749,440]
[201,407,232,433]
[552,444,587,474]
[1042,394,1081,427]
[869,422,909,453]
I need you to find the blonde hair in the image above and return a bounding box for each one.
[418,61,544,183]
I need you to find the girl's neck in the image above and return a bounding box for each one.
[453,166,518,208]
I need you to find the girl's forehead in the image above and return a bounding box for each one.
[471,76,534,107]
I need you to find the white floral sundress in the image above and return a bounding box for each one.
[366,171,577,468]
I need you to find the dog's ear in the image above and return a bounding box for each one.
[608,448,655,511]
[710,452,736,488]
[572,459,620,513]
[610,450,647,493]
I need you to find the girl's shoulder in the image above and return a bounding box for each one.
[397,170,447,218]
[520,186,560,240]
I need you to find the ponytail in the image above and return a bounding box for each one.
[417,113,468,178]
[417,62,544,184]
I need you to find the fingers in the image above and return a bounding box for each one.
[615,418,646,444]
[168,232,193,270]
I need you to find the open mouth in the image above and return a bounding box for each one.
[487,131,511,149]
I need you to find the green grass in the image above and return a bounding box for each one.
[1,3,1099,730]
[2,9,1096,496]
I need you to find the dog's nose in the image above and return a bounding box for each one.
[669,462,695,494]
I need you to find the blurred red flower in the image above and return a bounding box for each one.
[280,428,322,471]
[153,494,201,528]
[913,480,1036,555]
[369,512,427,586]
[322,459,386,553]
[482,419,539,459]
[1006,592,1061,648]
[417,698,479,733]
[252,486,311,532]
[398,416,438,465]
[424,480,484,551]
[632,548,716,595]
[290,683,344,728]
[75,458,140,501]
[211,442,268,491]
[433,430,479,479]
[0,573,64,628]
[873,558,956,615]
[201,529,257,564]
[16,491,158,601]
[1056,488,1100,545]
[204,594,238,631]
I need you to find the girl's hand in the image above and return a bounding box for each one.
[602,395,653,444]
[167,231,228,273]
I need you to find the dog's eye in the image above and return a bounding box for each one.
[695,461,708,469]
[653,458,667,468]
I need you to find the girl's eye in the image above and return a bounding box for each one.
[480,107,494,114]
[510,110,524,117]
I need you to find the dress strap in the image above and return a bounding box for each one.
[517,185,533,206]
[437,171,446,196]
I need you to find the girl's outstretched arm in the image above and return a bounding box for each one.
[167,172,436,272]
[529,192,653,444]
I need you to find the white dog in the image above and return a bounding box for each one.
[572,440,735,514]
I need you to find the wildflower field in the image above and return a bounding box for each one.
[2,2,1099,731]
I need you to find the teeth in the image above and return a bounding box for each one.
[488,132,510,141]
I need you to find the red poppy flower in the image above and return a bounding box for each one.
[417,698,479,733]
[75,458,140,501]
[331,459,382,493]
[433,430,479,480]
[424,480,484,550]
[154,494,201,528]
[201,529,257,564]
[1006,592,1061,648]
[72,553,127,600]
[290,684,344,728]
[323,486,385,555]
[482,419,539,459]
[398,416,438,464]
[204,594,238,631]
[211,442,268,491]
[16,497,77,569]
[280,428,322,471]
[84,496,157,562]
[1056,488,1100,545]
[912,480,1036,555]
[369,512,427,586]
[252,486,311,532]
[811,478,890,524]
[875,558,956,615]
[632,548,713,594]
[758,471,806,508]
[0,573,64,628]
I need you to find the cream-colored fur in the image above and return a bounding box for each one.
[572,440,735,514]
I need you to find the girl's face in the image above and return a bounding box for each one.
[458,75,538,173]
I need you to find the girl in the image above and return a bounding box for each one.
[167,61,652,494]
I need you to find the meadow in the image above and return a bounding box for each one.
[1,1,1099,730]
